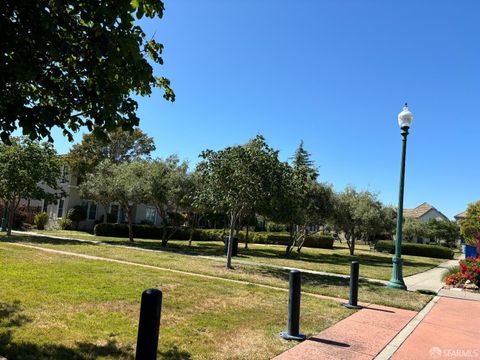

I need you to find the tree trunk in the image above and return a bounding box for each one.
[6,202,15,236]
[297,226,307,253]
[226,213,236,269]
[245,224,249,249]
[127,207,134,242]
[286,224,295,255]
[103,204,108,223]
[161,224,168,247]
[188,214,196,246]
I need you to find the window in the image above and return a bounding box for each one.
[61,166,70,183]
[42,201,48,212]
[88,202,97,220]
[110,205,119,223]
[57,199,64,218]
[145,207,156,223]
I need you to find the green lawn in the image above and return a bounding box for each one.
[0,242,351,360]
[33,229,445,280]
[6,233,433,311]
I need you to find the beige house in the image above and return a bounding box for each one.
[40,165,162,231]
[402,202,449,244]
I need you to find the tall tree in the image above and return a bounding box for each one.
[291,140,319,180]
[0,0,174,143]
[0,138,62,235]
[196,135,283,268]
[66,128,155,177]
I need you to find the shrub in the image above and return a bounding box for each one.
[59,218,73,230]
[34,212,49,230]
[67,205,87,223]
[442,265,460,282]
[459,257,480,286]
[303,234,334,249]
[445,272,464,286]
[91,224,334,249]
[266,222,286,232]
[375,240,454,259]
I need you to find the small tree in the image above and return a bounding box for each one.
[329,187,384,255]
[427,219,460,247]
[67,205,87,229]
[0,138,62,235]
[460,201,480,247]
[79,161,116,224]
[147,156,189,247]
[110,161,151,241]
[196,135,284,268]
[402,218,428,241]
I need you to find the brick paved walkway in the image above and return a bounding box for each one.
[392,297,480,360]
[274,304,416,360]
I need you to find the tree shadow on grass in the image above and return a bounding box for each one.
[0,300,135,360]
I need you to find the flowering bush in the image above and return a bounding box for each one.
[445,272,464,286]
[459,257,480,286]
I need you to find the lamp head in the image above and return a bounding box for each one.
[398,103,413,129]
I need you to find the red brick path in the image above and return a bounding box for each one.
[274,304,416,360]
[392,297,480,360]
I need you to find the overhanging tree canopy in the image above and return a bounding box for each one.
[0,0,174,143]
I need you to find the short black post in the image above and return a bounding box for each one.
[280,270,306,341]
[343,261,362,309]
[136,289,162,360]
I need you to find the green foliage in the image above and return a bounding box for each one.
[403,218,428,239]
[460,201,480,246]
[266,222,286,232]
[375,240,454,259]
[329,187,386,255]
[291,140,318,180]
[0,138,63,234]
[196,135,287,267]
[0,0,174,143]
[33,212,49,230]
[67,205,87,223]
[59,218,73,230]
[67,128,156,177]
[426,219,459,247]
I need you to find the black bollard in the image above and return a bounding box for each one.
[136,289,162,360]
[343,261,362,309]
[280,270,306,341]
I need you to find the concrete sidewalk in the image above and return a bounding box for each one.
[274,304,416,360]
[404,258,459,293]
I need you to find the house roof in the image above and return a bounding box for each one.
[403,202,433,218]
[403,202,449,220]
[454,210,467,220]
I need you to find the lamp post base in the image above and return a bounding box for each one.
[280,331,306,341]
[387,256,407,290]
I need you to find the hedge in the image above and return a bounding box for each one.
[93,223,334,249]
[375,240,454,259]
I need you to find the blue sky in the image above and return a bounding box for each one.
[51,1,480,219]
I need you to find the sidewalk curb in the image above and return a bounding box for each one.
[374,295,440,360]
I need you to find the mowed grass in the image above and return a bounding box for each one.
[7,234,433,311]
[0,243,351,360]
[33,230,445,280]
